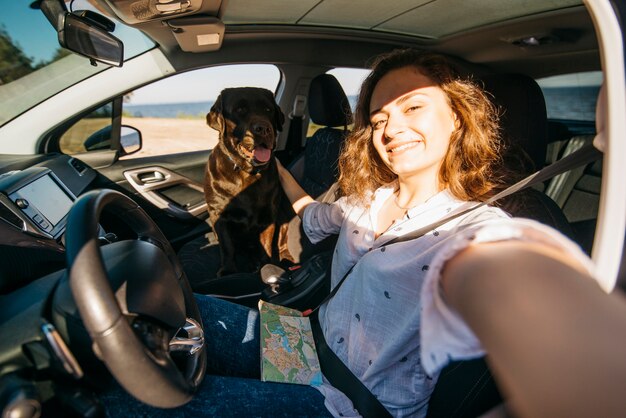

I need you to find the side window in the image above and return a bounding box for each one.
[121,64,280,159]
[327,67,370,112]
[59,103,114,154]
[537,71,602,164]
[305,67,370,136]
[537,71,602,123]
[537,71,603,254]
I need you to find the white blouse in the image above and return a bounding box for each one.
[302,186,593,417]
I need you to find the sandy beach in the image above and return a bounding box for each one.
[122,117,219,159]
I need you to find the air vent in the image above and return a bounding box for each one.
[68,158,87,176]
[0,199,24,230]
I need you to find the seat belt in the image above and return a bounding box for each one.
[284,94,307,161]
[307,144,602,417]
[385,143,602,246]
[311,315,392,418]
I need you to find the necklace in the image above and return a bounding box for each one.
[393,194,415,211]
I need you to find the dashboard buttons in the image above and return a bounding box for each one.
[32,213,51,231]
[15,198,29,209]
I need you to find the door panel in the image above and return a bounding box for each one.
[124,166,206,219]
[91,150,211,249]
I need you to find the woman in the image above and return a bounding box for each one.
[103,49,594,417]
[275,49,592,417]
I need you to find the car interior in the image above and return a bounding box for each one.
[0,0,624,416]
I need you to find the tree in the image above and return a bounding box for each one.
[51,47,71,62]
[0,26,34,85]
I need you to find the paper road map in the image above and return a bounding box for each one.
[259,300,323,386]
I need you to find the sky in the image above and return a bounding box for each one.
[127,65,282,105]
[127,66,371,105]
[1,0,154,63]
[1,1,60,63]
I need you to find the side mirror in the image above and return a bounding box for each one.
[83,125,141,155]
[120,126,142,156]
[59,12,124,67]
[84,125,113,151]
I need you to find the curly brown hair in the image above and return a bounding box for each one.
[338,49,504,203]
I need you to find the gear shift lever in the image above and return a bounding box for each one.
[260,264,290,285]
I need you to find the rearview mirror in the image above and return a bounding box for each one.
[59,12,124,67]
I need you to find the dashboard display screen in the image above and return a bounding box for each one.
[19,175,73,226]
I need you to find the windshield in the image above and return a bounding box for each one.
[0,0,155,127]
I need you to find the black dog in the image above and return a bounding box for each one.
[204,87,294,276]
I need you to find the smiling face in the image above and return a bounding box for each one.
[369,66,457,185]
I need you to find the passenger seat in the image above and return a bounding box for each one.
[288,73,352,198]
[285,74,352,262]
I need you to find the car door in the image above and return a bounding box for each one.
[43,64,281,250]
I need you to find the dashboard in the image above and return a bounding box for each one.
[0,155,96,243]
[0,155,98,292]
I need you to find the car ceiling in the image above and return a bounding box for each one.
[219,0,583,39]
[96,0,599,78]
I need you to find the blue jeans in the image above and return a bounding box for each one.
[102,294,332,417]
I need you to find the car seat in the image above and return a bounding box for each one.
[288,73,352,198]
[482,73,575,239]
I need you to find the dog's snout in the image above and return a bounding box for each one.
[252,121,272,137]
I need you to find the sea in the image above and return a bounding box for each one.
[124,101,215,119]
[124,87,599,122]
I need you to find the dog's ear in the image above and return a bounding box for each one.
[207,94,224,132]
[274,101,285,132]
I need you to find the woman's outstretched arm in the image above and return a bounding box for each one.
[275,158,315,218]
[441,240,626,418]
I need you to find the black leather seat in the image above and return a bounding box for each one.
[288,73,352,198]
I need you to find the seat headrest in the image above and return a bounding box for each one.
[308,74,353,127]
[482,74,548,173]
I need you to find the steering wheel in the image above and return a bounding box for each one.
[65,189,206,408]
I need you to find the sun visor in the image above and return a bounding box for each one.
[167,16,224,52]
[168,16,225,52]
[103,0,223,24]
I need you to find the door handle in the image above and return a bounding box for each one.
[138,171,166,184]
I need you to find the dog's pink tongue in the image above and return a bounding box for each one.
[254,147,271,162]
